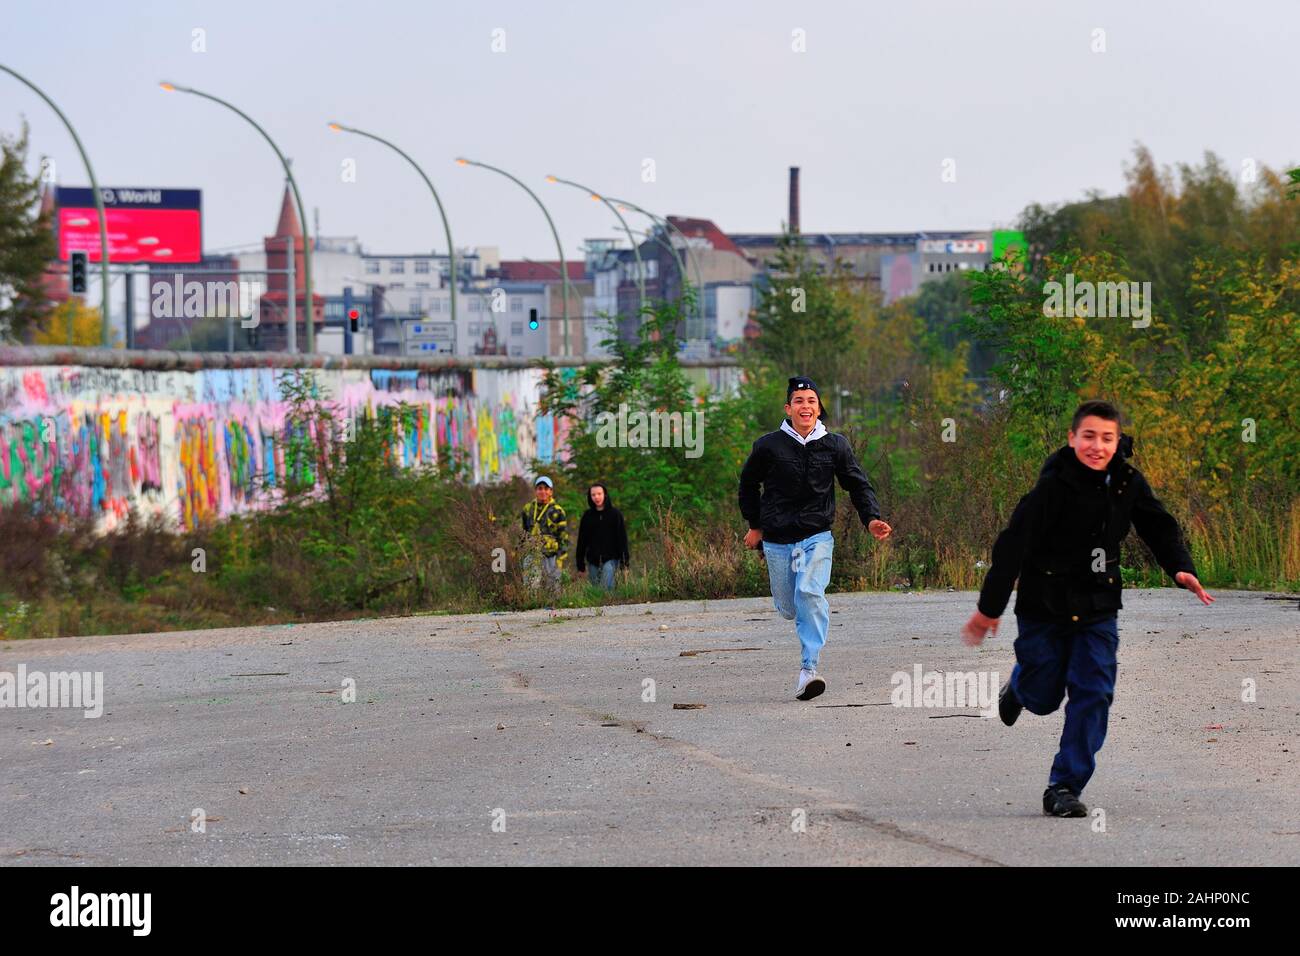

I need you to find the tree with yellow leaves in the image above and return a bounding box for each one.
[30,298,120,347]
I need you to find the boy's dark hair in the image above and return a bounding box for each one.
[1071,400,1122,432]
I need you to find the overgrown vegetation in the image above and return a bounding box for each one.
[2,145,1298,638]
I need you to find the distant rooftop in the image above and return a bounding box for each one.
[728,230,988,247]
[496,260,586,281]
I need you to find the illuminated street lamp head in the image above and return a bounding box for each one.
[327,122,342,132]
[455,158,469,166]
[589,194,601,202]
[545,175,558,184]
[159,81,176,92]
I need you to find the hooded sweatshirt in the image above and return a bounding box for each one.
[977,435,1197,623]
[575,485,630,572]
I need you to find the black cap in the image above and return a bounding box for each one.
[786,376,818,400]
[786,376,827,420]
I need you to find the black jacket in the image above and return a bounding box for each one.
[977,437,1197,623]
[575,489,630,571]
[738,423,882,545]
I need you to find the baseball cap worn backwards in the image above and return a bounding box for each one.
[786,376,827,420]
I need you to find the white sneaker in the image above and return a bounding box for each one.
[795,668,826,701]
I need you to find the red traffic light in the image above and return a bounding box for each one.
[348,309,359,320]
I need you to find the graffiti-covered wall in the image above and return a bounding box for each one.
[0,349,741,532]
[0,357,573,532]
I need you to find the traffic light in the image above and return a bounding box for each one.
[528,308,539,330]
[348,309,359,333]
[69,251,88,294]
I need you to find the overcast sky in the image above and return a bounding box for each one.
[4,0,1293,260]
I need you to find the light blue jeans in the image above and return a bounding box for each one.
[587,559,619,590]
[762,530,834,671]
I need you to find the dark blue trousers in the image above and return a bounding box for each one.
[1010,615,1119,795]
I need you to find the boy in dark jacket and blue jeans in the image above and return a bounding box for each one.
[962,400,1214,817]
[740,377,892,701]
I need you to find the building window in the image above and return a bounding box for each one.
[390,282,404,289]
[511,321,523,336]
[429,299,441,313]
[469,298,481,312]
[365,261,380,274]
[416,282,431,289]
[414,260,430,274]
[390,260,405,274]
[510,297,523,313]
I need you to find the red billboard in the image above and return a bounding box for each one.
[56,187,203,264]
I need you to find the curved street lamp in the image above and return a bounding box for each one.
[331,122,457,326]
[547,175,646,316]
[618,224,686,291]
[609,197,705,330]
[161,81,315,352]
[456,158,569,355]
[3,64,112,345]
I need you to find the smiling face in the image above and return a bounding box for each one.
[534,483,553,504]
[785,388,820,436]
[1069,415,1120,471]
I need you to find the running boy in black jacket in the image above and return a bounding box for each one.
[962,400,1214,817]
[740,377,892,700]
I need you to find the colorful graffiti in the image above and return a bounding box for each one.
[1,359,736,532]
[0,363,578,532]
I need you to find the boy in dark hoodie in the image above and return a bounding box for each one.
[962,400,1214,817]
[575,482,630,590]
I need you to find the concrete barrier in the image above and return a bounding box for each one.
[0,348,740,531]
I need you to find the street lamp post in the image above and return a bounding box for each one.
[618,224,690,317]
[330,122,457,327]
[161,81,315,352]
[3,64,112,346]
[610,197,705,331]
[456,159,571,357]
[547,176,646,316]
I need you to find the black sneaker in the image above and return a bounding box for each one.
[1042,784,1088,818]
[998,681,1023,727]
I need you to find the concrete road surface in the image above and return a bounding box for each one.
[1,589,1296,866]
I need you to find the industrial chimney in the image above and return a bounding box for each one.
[788,166,800,234]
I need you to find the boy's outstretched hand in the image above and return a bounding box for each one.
[961,610,999,646]
[868,519,892,541]
[1175,571,1215,605]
